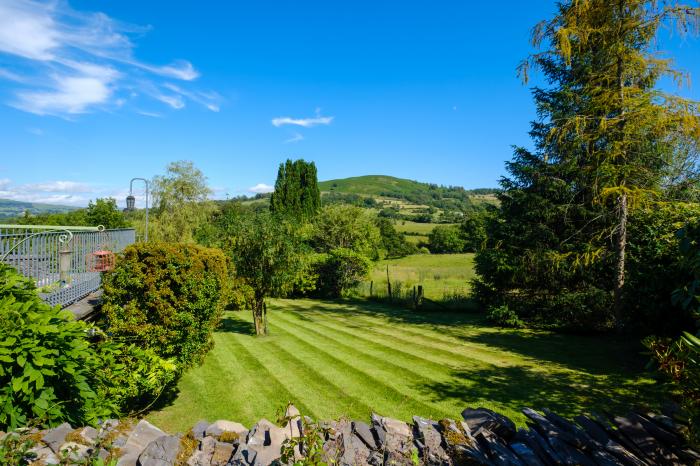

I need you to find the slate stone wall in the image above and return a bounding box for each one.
[7,404,700,465]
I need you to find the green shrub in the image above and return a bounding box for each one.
[486,305,524,328]
[428,225,465,254]
[95,342,177,416]
[315,248,371,298]
[0,264,117,430]
[102,242,228,370]
[645,219,700,446]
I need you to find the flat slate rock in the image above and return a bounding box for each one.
[137,434,181,466]
[206,420,247,440]
[352,421,377,450]
[117,420,167,466]
[412,416,448,463]
[42,422,73,454]
[463,407,517,441]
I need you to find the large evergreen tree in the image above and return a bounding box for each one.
[475,0,699,329]
[270,159,321,220]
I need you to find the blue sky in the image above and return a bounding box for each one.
[0,1,698,206]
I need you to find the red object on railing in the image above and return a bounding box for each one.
[86,250,115,272]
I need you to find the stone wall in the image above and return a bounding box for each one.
[7,404,700,465]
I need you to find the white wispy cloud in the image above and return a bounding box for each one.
[248,183,274,194]
[25,180,91,192]
[0,178,131,207]
[285,132,304,143]
[0,0,219,116]
[155,93,185,110]
[272,108,334,127]
[136,110,162,118]
[26,127,43,135]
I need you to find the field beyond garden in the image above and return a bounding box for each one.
[365,253,476,301]
[148,298,662,434]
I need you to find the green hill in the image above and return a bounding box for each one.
[0,199,78,219]
[318,175,498,214]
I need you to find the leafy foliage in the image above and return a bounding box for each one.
[315,248,371,298]
[645,218,700,444]
[311,205,381,259]
[428,225,465,254]
[149,160,215,243]
[375,217,417,258]
[0,430,36,465]
[0,264,117,430]
[280,409,332,466]
[474,0,699,330]
[85,198,128,229]
[486,305,524,329]
[270,159,321,220]
[101,242,228,369]
[227,213,306,334]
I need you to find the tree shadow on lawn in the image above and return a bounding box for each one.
[218,315,256,335]
[278,299,650,375]
[417,364,667,422]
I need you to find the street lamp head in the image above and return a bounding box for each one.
[126,195,135,211]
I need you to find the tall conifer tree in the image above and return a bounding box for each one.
[476,0,699,328]
[270,159,321,220]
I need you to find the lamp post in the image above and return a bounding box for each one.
[126,178,149,242]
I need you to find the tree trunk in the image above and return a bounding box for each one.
[613,192,627,324]
[252,297,266,336]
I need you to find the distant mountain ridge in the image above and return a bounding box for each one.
[0,199,78,219]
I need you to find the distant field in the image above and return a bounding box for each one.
[364,253,476,301]
[148,299,664,433]
[404,235,428,245]
[394,221,436,235]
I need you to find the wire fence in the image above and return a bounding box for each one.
[0,226,135,308]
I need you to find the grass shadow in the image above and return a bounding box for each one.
[277,298,653,376]
[416,364,666,422]
[219,315,256,335]
[454,330,650,375]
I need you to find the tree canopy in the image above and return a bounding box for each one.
[270,159,321,220]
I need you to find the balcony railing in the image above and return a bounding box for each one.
[0,225,135,308]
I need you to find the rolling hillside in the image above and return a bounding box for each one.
[319,175,497,200]
[0,199,78,219]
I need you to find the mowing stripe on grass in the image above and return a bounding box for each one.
[228,316,375,419]
[265,318,448,421]
[296,308,529,368]
[281,308,508,369]
[272,309,455,383]
[270,311,462,419]
[212,324,317,419]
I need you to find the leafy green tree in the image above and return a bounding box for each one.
[428,225,465,254]
[311,205,382,259]
[150,160,215,243]
[85,198,128,229]
[229,213,304,335]
[375,217,416,258]
[460,210,491,253]
[270,159,320,220]
[520,0,700,321]
[315,248,372,298]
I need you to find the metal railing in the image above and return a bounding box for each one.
[0,225,135,308]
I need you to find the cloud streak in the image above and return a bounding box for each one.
[0,0,219,116]
[272,108,333,128]
[284,132,304,143]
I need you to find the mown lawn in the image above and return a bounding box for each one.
[366,253,476,300]
[147,299,664,433]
